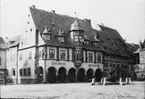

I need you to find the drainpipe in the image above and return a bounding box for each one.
[16,47,18,84]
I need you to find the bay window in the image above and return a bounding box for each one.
[60,49,67,60]
[49,49,55,59]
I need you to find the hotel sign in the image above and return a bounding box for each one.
[89,63,100,67]
[51,61,66,66]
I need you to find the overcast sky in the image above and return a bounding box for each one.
[0,0,145,44]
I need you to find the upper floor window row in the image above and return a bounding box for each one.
[86,51,102,63]
[40,48,68,60]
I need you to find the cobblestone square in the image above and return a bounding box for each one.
[0,81,144,99]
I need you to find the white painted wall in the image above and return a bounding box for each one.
[19,8,36,50]
[18,47,36,83]
[7,47,18,83]
[0,49,7,69]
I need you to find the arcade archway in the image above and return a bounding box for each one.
[47,67,56,83]
[58,67,66,83]
[87,68,94,82]
[35,66,43,83]
[95,69,102,82]
[68,68,76,82]
[77,68,85,82]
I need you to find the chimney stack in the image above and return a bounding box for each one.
[31,5,36,9]
[51,10,55,14]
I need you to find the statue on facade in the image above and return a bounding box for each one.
[42,48,47,59]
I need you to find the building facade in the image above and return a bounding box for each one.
[134,41,145,80]
[0,37,8,83]
[6,35,21,84]
[16,5,105,84]
[5,5,138,84]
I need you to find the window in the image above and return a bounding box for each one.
[12,68,15,76]
[74,35,83,42]
[27,68,31,76]
[58,37,64,42]
[97,54,102,62]
[21,39,23,45]
[39,51,42,58]
[20,69,22,76]
[29,51,32,59]
[19,68,31,77]
[42,34,51,41]
[49,49,55,59]
[24,68,27,76]
[60,49,66,60]
[88,52,93,62]
[0,57,1,65]
[74,36,79,42]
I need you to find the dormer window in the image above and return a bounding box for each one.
[84,39,89,44]
[58,37,64,42]
[74,35,83,42]
[57,29,65,43]
[41,25,52,41]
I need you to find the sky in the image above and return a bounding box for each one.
[0,0,145,44]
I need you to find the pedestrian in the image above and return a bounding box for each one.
[91,77,95,85]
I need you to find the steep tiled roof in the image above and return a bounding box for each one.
[0,37,8,49]
[30,7,93,37]
[6,35,21,47]
[30,6,104,51]
[94,25,136,57]
[29,6,135,56]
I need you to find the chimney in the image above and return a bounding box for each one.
[31,5,36,9]
[51,10,55,14]
[5,37,8,39]
[84,18,91,24]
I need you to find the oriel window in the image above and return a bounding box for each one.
[88,53,93,62]
[49,49,55,59]
[60,50,66,60]
[97,54,102,62]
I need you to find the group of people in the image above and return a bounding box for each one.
[91,77,132,85]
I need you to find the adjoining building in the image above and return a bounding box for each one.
[0,37,8,83]
[134,41,145,80]
[6,5,138,84]
[5,35,21,84]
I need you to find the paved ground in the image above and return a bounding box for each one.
[0,81,145,99]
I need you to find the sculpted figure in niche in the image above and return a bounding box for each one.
[42,48,47,59]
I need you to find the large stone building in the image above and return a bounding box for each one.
[134,41,145,80]
[6,5,138,84]
[0,37,8,83]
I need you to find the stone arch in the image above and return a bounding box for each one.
[35,66,43,83]
[68,68,76,82]
[58,67,67,83]
[47,67,56,83]
[95,69,102,82]
[87,68,94,82]
[77,68,85,82]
